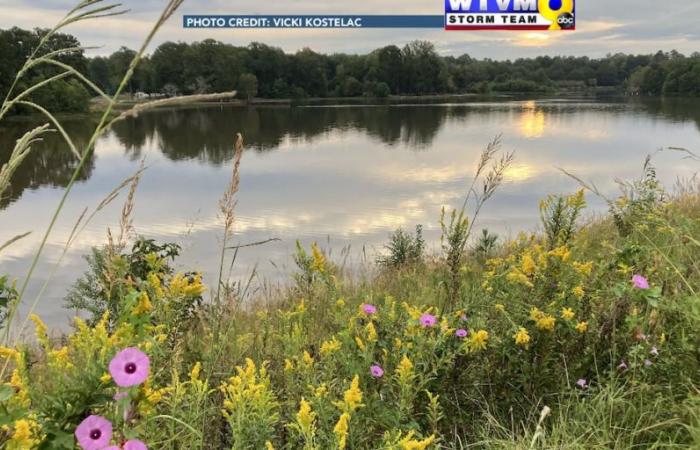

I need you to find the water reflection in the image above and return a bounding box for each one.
[1,97,699,328]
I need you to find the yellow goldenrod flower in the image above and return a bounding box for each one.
[575,321,588,333]
[30,314,49,348]
[302,351,314,369]
[314,383,328,398]
[467,330,489,352]
[311,243,326,273]
[573,261,593,276]
[506,269,534,288]
[521,254,536,276]
[265,441,275,450]
[366,322,378,342]
[296,398,316,434]
[536,315,556,332]
[339,375,363,412]
[561,308,575,321]
[100,373,112,383]
[495,304,505,313]
[320,337,342,356]
[190,362,202,382]
[284,359,294,372]
[334,413,350,450]
[572,285,585,299]
[132,291,153,315]
[530,307,545,322]
[355,336,366,351]
[399,431,436,450]
[336,298,346,307]
[396,355,414,383]
[513,327,531,348]
[0,346,19,361]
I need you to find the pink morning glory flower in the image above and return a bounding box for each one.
[124,440,149,450]
[632,274,649,289]
[575,378,588,389]
[361,304,377,315]
[370,364,384,378]
[109,348,150,387]
[419,313,437,327]
[455,329,468,338]
[103,447,121,450]
[75,415,112,450]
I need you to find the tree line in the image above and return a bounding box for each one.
[2,26,700,114]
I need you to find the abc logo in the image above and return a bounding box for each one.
[557,12,575,29]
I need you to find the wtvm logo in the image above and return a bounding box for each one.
[445,0,576,31]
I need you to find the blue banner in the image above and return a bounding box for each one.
[183,15,445,29]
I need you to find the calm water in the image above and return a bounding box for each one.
[1,97,700,327]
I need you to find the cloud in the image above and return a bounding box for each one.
[0,0,699,58]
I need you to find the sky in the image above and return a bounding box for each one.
[0,0,699,59]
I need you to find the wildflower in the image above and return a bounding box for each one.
[644,359,653,367]
[455,328,468,338]
[467,330,489,352]
[339,375,363,412]
[529,307,545,321]
[8,419,37,448]
[361,303,377,315]
[632,274,649,290]
[265,442,275,450]
[396,355,414,382]
[30,314,49,347]
[75,415,112,450]
[575,321,588,333]
[575,379,588,389]
[521,254,536,276]
[572,285,585,299]
[302,351,314,368]
[398,431,436,450]
[132,291,153,315]
[495,304,505,313]
[124,440,148,450]
[284,359,294,372]
[650,346,659,357]
[296,398,316,434]
[100,373,112,384]
[618,360,628,370]
[355,336,366,351]
[311,243,326,272]
[561,307,575,320]
[370,364,384,378]
[507,269,534,288]
[366,322,378,342]
[336,298,346,307]
[573,261,593,276]
[535,315,556,332]
[334,413,350,450]
[419,313,437,328]
[190,362,202,382]
[109,348,150,387]
[513,327,530,348]
[320,337,342,356]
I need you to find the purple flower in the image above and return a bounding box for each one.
[370,364,384,378]
[575,378,588,389]
[644,359,653,367]
[75,415,112,450]
[103,447,121,450]
[617,360,628,370]
[361,304,377,315]
[109,348,150,388]
[419,313,437,328]
[124,440,149,450]
[632,274,649,290]
[650,346,659,357]
[455,329,468,338]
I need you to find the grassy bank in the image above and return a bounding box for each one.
[1,149,699,449]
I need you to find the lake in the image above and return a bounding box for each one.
[1,97,699,328]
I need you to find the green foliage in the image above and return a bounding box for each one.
[237,73,258,101]
[377,225,425,269]
[65,237,181,325]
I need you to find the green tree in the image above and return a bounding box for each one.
[237,73,258,101]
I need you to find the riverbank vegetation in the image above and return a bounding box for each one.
[1,1,699,448]
[3,25,700,114]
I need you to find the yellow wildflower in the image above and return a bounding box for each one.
[30,314,49,348]
[572,285,585,299]
[549,245,571,262]
[296,398,316,434]
[0,346,19,361]
[314,383,328,398]
[521,254,536,276]
[284,359,294,372]
[530,307,545,321]
[366,322,378,342]
[355,336,366,351]
[132,291,153,315]
[396,355,414,383]
[339,375,363,412]
[320,337,342,356]
[513,327,531,348]
[336,298,346,307]
[467,330,489,352]
[311,243,326,273]
[7,419,38,448]
[573,261,593,276]
[536,315,556,332]
[302,351,314,369]
[399,431,436,450]
[100,373,112,383]
[506,269,534,288]
[265,442,275,450]
[561,308,575,321]
[334,413,350,450]
[495,304,505,313]
[575,321,588,333]
[190,362,202,382]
